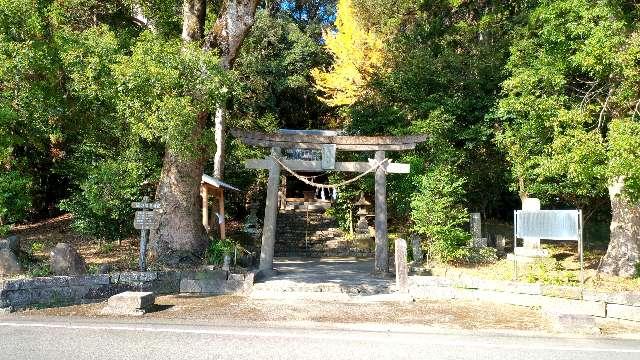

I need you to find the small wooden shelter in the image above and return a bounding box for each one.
[233,129,426,274]
[200,174,240,240]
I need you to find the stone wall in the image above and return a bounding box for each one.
[409,275,640,323]
[275,210,373,257]
[0,270,253,312]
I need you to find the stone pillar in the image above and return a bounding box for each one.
[394,238,408,292]
[374,150,389,273]
[496,234,505,253]
[409,233,423,263]
[259,147,281,274]
[470,212,482,246]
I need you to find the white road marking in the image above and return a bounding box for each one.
[1,321,639,354]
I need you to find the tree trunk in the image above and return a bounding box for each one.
[600,178,640,278]
[149,113,209,267]
[207,0,260,179]
[213,107,225,178]
[149,0,259,267]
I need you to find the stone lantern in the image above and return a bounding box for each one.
[355,192,371,233]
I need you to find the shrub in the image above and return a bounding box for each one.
[411,166,473,264]
[205,238,235,265]
[0,170,32,224]
[60,151,159,241]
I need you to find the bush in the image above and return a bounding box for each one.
[0,170,32,224]
[60,151,158,241]
[411,166,473,264]
[205,238,236,265]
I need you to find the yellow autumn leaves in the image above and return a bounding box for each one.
[311,0,385,107]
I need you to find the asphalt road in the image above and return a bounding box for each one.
[1,318,639,360]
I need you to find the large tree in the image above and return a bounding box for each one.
[148,0,259,267]
[496,0,640,277]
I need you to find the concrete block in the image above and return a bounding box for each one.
[473,289,544,307]
[583,290,640,306]
[31,276,69,289]
[606,304,640,322]
[200,270,228,281]
[409,286,456,300]
[409,276,453,287]
[547,313,601,334]
[68,274,110,286]
[102,291,155,316]
[228,273,245,282]
[117,272,158,283]
[541,297,606,317]
[505,282,542,295]
[542,285,583,300]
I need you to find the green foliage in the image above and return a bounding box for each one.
[113,31,230,158]
[60,149,160,241]
[30,241,45,254]
[232,10,330,129]
[27,262,52,278]
[100,241,116,254]
[524,258,578,285]
[454,246,499,265]
[0,170,32,224]
[496,0,640,208]
[608,119,640,201]
[205,238,236,265]
[411,166,472,263]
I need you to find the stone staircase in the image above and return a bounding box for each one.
[274,209,373,257]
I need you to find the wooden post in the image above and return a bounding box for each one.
[209,195,217,237]
[259,147,281,273]
[374,150,389,273]
[218,190,226,240]
[201,185,209,232]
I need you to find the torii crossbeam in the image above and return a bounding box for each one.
[233,129,427,274]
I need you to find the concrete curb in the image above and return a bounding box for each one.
[409,275,640,323]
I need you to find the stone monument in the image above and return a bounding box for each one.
[394,238,408,293]
[470,212,487,247]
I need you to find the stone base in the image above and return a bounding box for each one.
[507,247,549,263]
[100,291,155,316]
[514,247,549,257]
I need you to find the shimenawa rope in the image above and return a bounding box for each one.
[269,155,389,189]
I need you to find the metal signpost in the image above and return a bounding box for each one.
[132,196,161,271]
[513,209,584,285]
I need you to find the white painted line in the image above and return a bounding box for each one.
[1,321,639,354]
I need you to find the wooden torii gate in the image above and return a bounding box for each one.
[232,129,426,274]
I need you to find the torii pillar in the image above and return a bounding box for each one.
[374,150,388,273]
[259,147,281,274]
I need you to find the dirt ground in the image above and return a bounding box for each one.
[11,295,640,336]
[16,295,550,331]
[9,214,139,273]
